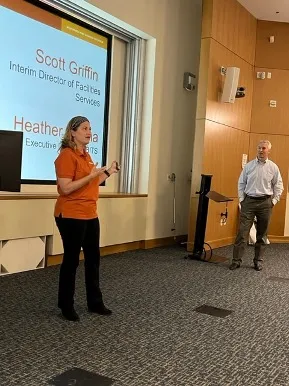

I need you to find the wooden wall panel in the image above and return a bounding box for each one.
[206,39,254,131]
[205,199,239,245]
[188,197,238,250]
[201,0,213,38]
[249,132,287,237]
[205,195,285,241]
[251,68,289,135]
[189,0,258,248]
[255,21,289,70]
[189,175,285,246]
[202,121,250,198]
[284,194,289,236]
[206,200,285,242]
[249,133,289,201]
[268,199,286,236]
[252,20,289,238]
[210,0,256,65]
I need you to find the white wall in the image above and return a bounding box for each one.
[86,0,202,239]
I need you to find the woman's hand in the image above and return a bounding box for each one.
[90,163,107,179]
[107,161,120,175]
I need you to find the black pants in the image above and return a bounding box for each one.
[55,216,103,309]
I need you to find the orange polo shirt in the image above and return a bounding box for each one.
[54,147,99,219]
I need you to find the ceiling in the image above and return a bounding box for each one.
[238,0,289,22]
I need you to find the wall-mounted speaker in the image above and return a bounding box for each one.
[221,67,240,104]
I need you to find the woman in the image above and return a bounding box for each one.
[54,116,119,321]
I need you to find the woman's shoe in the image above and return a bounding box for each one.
[61,307,80,321]
[88,303,112,315]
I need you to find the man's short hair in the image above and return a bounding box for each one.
[258,140,272,150]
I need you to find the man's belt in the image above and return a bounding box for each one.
[247,195,271,200]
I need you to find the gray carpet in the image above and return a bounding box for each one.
[1,244,289,385]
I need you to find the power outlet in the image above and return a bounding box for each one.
[220,66,226,76]
[257,71,265,79]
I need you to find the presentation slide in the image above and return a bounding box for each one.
[0,5,110,182]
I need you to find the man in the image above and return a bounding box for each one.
[230,140,283,271]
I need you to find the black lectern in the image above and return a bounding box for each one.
[187,174,233,263]
[0,130,23,192]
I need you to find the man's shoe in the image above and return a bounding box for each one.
[229,262,240,270]
[61,307,80,322]
[88,303,112,315]
[254,262,262,271]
